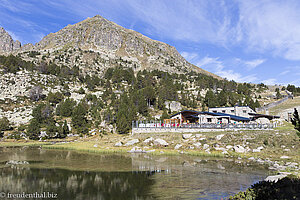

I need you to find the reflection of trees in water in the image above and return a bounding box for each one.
[0,167,156,200]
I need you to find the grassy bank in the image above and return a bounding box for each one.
[0,140,51,147]
[1,123,299,170]
[269,96,300,115]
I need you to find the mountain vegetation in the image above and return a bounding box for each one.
[0,54,263,137]
[0,15,269,138]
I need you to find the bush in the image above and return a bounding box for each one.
[229,177,300,200]
[78,87,85,94]
[29,86,44,101]
[56,98,76,117]
[47,91,63,105]
[0,117,11,131]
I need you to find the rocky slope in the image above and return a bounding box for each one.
[0,28,21,52]
[0,15,219,79]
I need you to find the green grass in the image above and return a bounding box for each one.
[269,96,300,115]
[0,140,50,147]
[274,121,294,131]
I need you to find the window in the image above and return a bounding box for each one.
[207,118,212,123]
[213,110,217,113]
[243,110,247,113]
[231,110,234,113]
[222,110,226,113]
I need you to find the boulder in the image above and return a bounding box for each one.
[233,145,245,153]
[252,149,261,153]
[174,144,182,150]
[255,117,270,124]
[195,134,203,138]
[257,146,264,150]
[114,142,123,147]
[125,139,139,146]
[153,139,169,146]
[128,146,144,153]
[182,134,192,139]
[280,156,290,159]
[6,160,29,165]
[203,144,209,150]
[193,142,201,149]
[164,101,182,112]
[143,137,153,143]
[214,147,226,151]
[216,134,225,140]
[93,144,98,148]
[265,174,287,183]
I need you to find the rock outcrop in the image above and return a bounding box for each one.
[22,15,220,79]
[0,27,21,52]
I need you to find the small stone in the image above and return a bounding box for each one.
[233,145,245,153]
[193,142,201,149]
[203,144,209,150]
[114,141,123,147]
[154,139,169,146]
[174,144,182,150]
[143,137,153,143]
[182,134,192,139]
[280,156,290,159]
[257,146,264,150]
[216,134,225,140]
[93,144,98,148]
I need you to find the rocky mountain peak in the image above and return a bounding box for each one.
[0,27,21,52]
[31,15,219,78]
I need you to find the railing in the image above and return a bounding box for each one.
[132,121,275,129]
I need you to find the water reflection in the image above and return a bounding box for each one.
[0,167,156,200]
[0,147,268,199]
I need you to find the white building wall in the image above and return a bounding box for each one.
[208,106,255,118]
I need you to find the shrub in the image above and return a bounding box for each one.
[0,117,11,131]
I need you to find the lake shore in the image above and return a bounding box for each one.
[1,126,299,177]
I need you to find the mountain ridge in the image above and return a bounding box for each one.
[0,15,220,79]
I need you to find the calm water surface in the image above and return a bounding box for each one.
[0,147,269,199]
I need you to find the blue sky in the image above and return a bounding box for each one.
[1,0,300,86]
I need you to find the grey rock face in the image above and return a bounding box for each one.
[0,27,21,52]
[31,15,219,78]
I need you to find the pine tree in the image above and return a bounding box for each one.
[72,103,89,134]
[57,120,69,138]
[161,109,169,121]
[204,90,219,108]
[116,93,136,134]
[45,117,57,138]
[291,108,300,138]
[27,118,40,140]
[217,90,228,107]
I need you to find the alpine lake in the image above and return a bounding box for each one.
[0,146,269,200]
